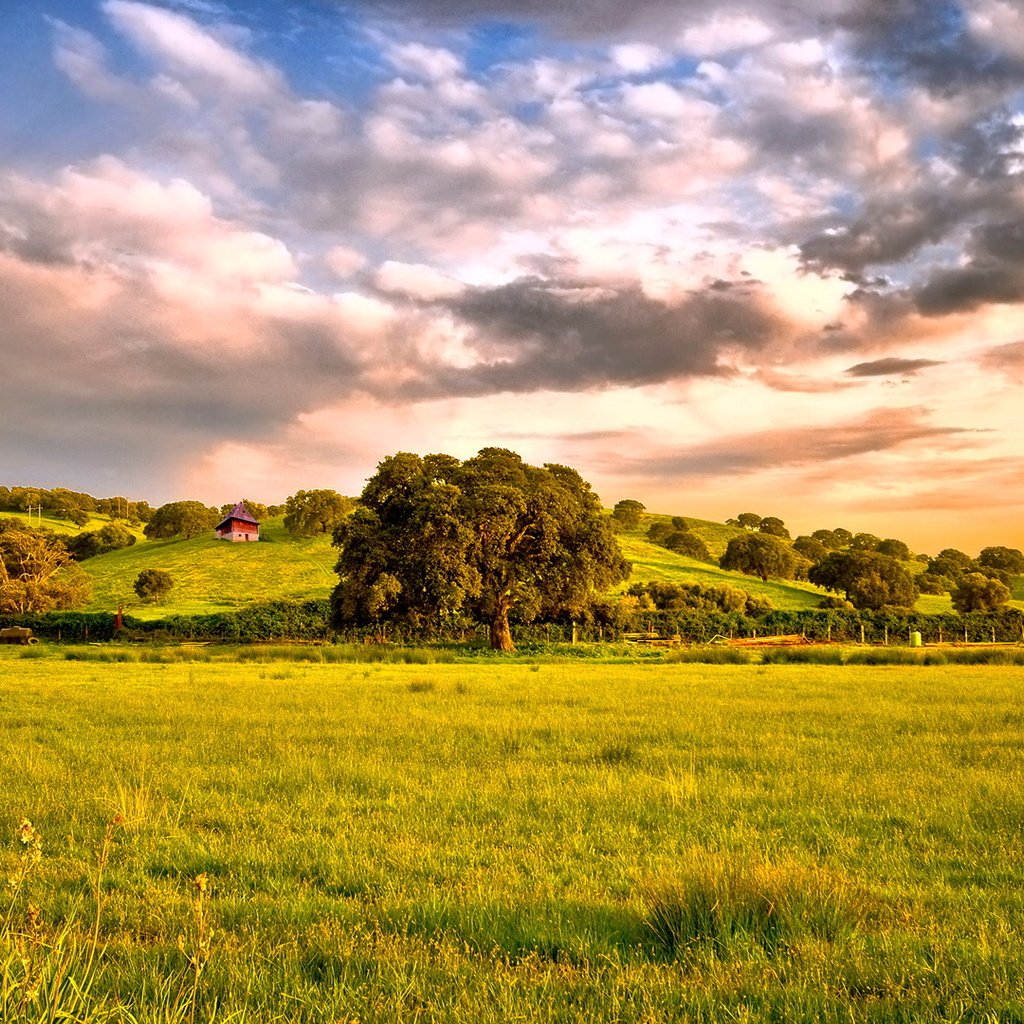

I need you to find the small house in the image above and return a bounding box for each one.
[215,502,260,542]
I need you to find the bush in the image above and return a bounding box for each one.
[643,854,874,956]
[134,568,174,603]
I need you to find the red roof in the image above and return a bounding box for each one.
[215,501,260,532]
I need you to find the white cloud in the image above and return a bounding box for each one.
[679,14,774,56]
[103,0,282,98]
[374,261,466,301]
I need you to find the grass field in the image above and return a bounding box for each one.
[3,653,1024,1022]
[81,519,337,618]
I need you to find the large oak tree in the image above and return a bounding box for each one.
[331,449,630,650]
[0,519,91,614]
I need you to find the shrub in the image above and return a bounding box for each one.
[643,854,874,956]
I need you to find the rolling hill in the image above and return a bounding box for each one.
[80,517,336,618]
[7,505,1016,618]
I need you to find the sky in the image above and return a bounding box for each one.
[1,0,1023,553]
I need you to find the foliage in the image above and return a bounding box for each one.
[611,499,646,529]
[627,579,773,616]
[877,537,911,559]
[332,449,630,650]
[662,530,713,562]
[719,533,802,582]
[916,572,952,595]
[793,535,828,562]
[735,512,761,530]
[283,489,354,537]
[144,501,218,540]
[951,572,1011,614]
[67,522,137,561]
[808,550,919,610]
[0,518,91,614]
[670,516,688,531]
[646,522,673,543]
[757,516,790,539]
[133,568,174,603]
[978,546,1024,573]
[925,548,974,579]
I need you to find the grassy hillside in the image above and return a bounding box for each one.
[615,532,825,611]
[0,509,142,537]
[82,517,336,617]
[61,507,1023,618]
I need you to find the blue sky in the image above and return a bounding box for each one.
[2,0,1024,550]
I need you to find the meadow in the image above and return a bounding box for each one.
[3,651,1024,1022]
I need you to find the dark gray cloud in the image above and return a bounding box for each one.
[845,357,944,377]
[623,407,967,478]
[840,0,1024,92]
[407,276,783,396]
[914,216,1024,315]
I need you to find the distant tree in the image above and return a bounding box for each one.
[818,595,855,610]
[951,573,1012,614]
[663,531,713,562]
[647,522,673,543]
[67,522,137,561]
[975,565,1013,587]
[133,568,174,603]
[978,546,1024,574]
[831,528,853,548]
[926,548,974,581]
[850,532,881,552]
[720,533,800,582]
[758,516,790,539]
[284,489,354,537]
[877,538,911,560]
[612,499,646,529]
[671,516,688,531]
[0,518,91,614]
[130,501,155,523]
[628,580,773,616]
[916,572,952,595]
[144,501,218,540]
[808,551,918,610]
[736,512,762,530]
[54,505,90,527]
[333,449,629,651]
[794,536,829,562]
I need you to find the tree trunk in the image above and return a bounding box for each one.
[489,607,514,651]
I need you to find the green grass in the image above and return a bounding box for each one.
[3,656,1024,1021]
[617,530,826,610]
[0,509,143,538]
[81,518,336,617]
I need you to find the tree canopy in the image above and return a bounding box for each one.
[951,572,1012,614]
[0,518,91,614]
[978,546,1024,574]
[757,516,790,539]
[611,499,646,529]
[144,501,218,540]
[284,489,354,537]
[808,551,918,610]
[134,568,174,603]
[331,449,630,650]
[719,533,802,582]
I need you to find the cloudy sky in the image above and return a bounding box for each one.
[2,0,1024,551]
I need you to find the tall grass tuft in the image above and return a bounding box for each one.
[663,647,754,665]
[643,853,874,957]
[760,647,845,665]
